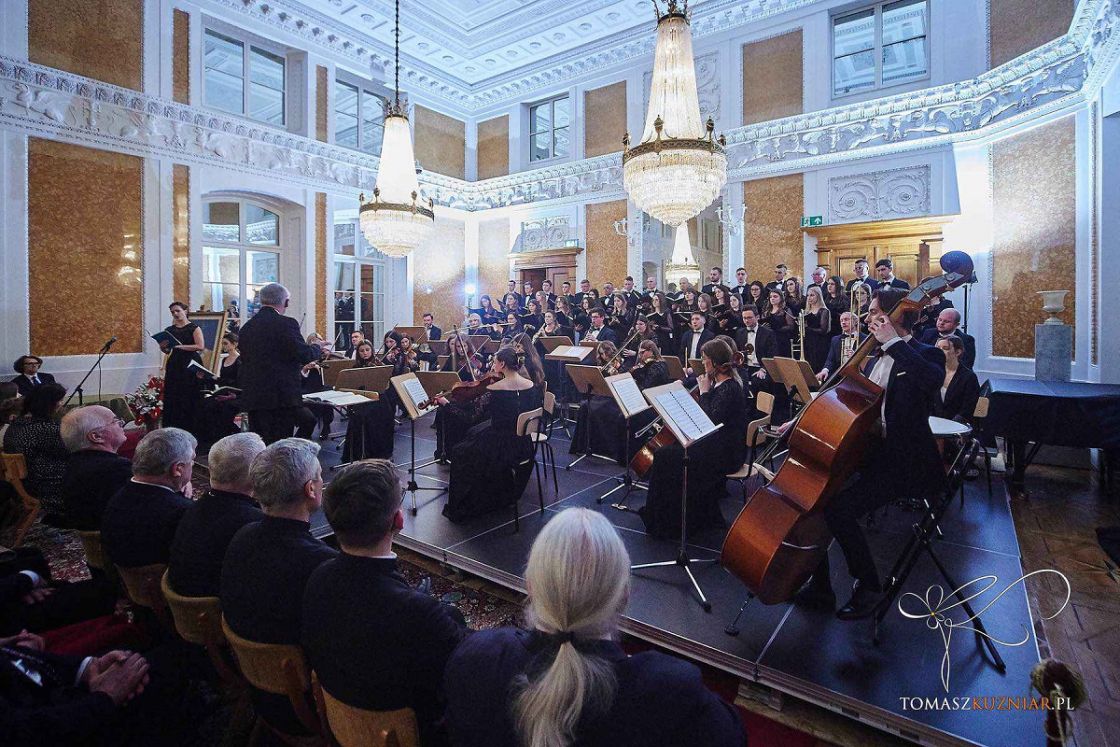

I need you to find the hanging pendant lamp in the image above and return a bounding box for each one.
[359,0,434,258]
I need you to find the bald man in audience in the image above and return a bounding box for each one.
[167,433,266,597]
[59,406,133,531]
[919,308,975,368]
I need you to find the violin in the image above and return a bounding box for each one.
[417,370,503,410]
[720,252,976,605]
[630,383,702,479]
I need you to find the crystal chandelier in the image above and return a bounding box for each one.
[665,224,700,288]
[359,0,433,258]
[623,0,726,228]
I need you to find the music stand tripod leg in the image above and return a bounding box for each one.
[566,385,594,470]
[601,415,647,509]
[402,416,446,516]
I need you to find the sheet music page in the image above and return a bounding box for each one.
[608,376,650,417]
[401,377,428,408]
[654,389,718,444]
[555,345,592,359]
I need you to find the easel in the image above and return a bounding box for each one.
[630,381,722,612]
[540,336,579,437]
[564,364,614,470]
[392,371,459,514]
[599,372,651,509]
[331,365,392,469]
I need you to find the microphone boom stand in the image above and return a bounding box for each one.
[64,338,115,408]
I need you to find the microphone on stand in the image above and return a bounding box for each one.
[100,336,118,353]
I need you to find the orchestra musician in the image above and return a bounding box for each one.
[792,288,946,619]
[637,338,747,539]
[734,308,775,395]
[761,289,796,357]
[196,332,244,443]
[296,340,334,441]
[918,308,976,369]
[421,312,442,342]
[608,295,634,339]
[433,334,488,463]
[816,312,863,383]
[583,309,618,345]
[347,330,365,359]
[619,317,654,370]
[932,336,980,424]
[339,341,395,462]
[679,312,715,366]
[508,333,547,389]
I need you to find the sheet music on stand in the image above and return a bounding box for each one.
[547,345,594,361]
[606,373,651,418]
[302,390,371,407]
[391,373,431,420]
[643,382,721,446]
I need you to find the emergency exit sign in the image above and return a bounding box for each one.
[801,215,823,227]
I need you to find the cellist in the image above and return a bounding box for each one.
[789,287,946,619]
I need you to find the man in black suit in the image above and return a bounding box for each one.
[764,263,788,294]
[919,308,976,369]
[221,437,336,737]
[303,460,467,745]
[540,279,558,310]
[619,277,643,309]
[730,267,750,306]
[573,278,593,309]
[845,258,873,292]
[0,546,116,636]
[347,330,365,359]
[679,312,715,365]
[873,258,910,290]
[560,280,576,307]
[734,308,776,394]
[421,312,442,342]
[504,280,523,309]
[167,433,265,598]
[237,283,320,444]
[583,309,619,345]
[700,267,728,298]
[795,288,945,620]
[806,265,829,294]
[816,312,864,382]
[11,356,55,398]
[59,406,132,531]
[101,428,195,569]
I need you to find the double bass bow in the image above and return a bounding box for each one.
[720,252,975,605]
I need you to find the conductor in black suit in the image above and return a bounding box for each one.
[237,283,320,444]
[795,288,945,620]
[11,356,55,398]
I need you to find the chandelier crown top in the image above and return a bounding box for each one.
[652,0,689,23]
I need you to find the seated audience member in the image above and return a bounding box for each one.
[3,382,69,521]
[444,508,745,747]
[0,546,116,637]
[11,355,56,398]
[167,433,265,598]
[932,336,980,424]
[303,460,466,745]
[59,406,133,531]
[101,428,195,569]
[221,437,336,737]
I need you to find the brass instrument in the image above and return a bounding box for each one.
[790,310,807,362]
[840,333,857,366]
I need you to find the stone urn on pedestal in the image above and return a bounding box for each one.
[1035,290,1071,381]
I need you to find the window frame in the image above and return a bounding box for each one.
[202,24,288,128]
[830,0,930,100]
[332,220,389,345]
[201,198,283,328]
[527,94,571,164]
[332,72,390,156]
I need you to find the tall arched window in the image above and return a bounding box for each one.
[202,198,282,327]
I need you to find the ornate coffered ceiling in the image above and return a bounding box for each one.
[201,0,820,111]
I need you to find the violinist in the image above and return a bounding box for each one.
[433,334,488,463]
[629,340,671,391]
[340,340,396,462]
[440,333,480,382]
[637,339,747,540]
[442,347,543,523]
[792,288,946,619]
[509,332,547,390]
[568,341,621,463]
[296,335,334,440]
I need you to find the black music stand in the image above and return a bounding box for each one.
[392,372,457,514]
[630,382,722,612]
[331,366,392,469]
[564,364,614,470]
[540,336,578,437]
[598,372,650,509]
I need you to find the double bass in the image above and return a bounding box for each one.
[720,252,974,605]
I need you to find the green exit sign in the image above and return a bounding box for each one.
[801,215,823,227]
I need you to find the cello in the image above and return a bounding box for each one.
[721,252,974,605]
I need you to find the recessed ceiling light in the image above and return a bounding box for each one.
[529,42,541,50]
[579,22,593,31]
[418,42,428,49]
[442,55,454,62]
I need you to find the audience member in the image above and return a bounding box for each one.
[444,508,745,747]
[220,437,336,737]
[0,546,116,637]
[59,406,133,531]
[167,433,265,597]
[11,355,56,398]
[304,459,466,744]
[2,382,69,520]
[100,428,195,569]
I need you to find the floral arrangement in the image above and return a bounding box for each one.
[124,376,164,428]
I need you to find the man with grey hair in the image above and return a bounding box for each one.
[237,282,320,444]
[221,437,336,737]
[167,433,266,597]
[59,405,132,530]
[101,427,196,569]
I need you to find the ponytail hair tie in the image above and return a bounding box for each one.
[549,630,577,645]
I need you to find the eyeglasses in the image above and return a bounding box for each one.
[93,417,126,432]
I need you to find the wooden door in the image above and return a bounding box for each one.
[520,269,546,292]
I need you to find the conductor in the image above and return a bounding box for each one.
[238,283,320,444]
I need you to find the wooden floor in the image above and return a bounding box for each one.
[1011,463,1120,747]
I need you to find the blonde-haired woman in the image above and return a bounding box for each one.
[444,508,744,747]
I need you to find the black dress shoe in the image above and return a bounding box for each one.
[836,580,883,621]
[793,579,836,610]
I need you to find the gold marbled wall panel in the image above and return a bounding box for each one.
[172,9,189,104]
[413,105,466,180]
[413,219,466,328]
[584,81,627,158]
[477,116,510,180]
[990,0,1074,67]
[172,164,190,305]
[28,139,143,355]
[742,30,803,126]
[478,218,511,302]
[743,174,804,282]
[315,193,327,336]
[585,201,628,286]
[29,0,144,91]
[991,116,1076,359]
[316,66,329,143]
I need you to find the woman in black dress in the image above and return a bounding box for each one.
[197,332,243,443]
[478,295,502,328]
[444,348,544,522]
[802,286,832,373]
[783,276,805,315]
[761,290,796,357]
[340,341,396,461]
[748,281,767,315]
[596,340,672,465]
[647,292,675,357]
[823,275,847,339]
[638,339,748,540]
[932,337,980,423]
[2,382,68,519]
[161,301,206,432]
[433,333,486,462]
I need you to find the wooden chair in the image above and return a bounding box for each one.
[514,407,546,532]
[160,571,241,685]
[0,452,41,547]
[222,616,323,744]
[312,672,419,747]
[531,391,559,494]
[972,396,993,497]
[76,530,119,584]
[727,392,777,501]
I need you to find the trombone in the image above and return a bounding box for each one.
[790,310,808,363]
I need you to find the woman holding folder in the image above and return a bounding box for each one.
[160,301,206,432]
